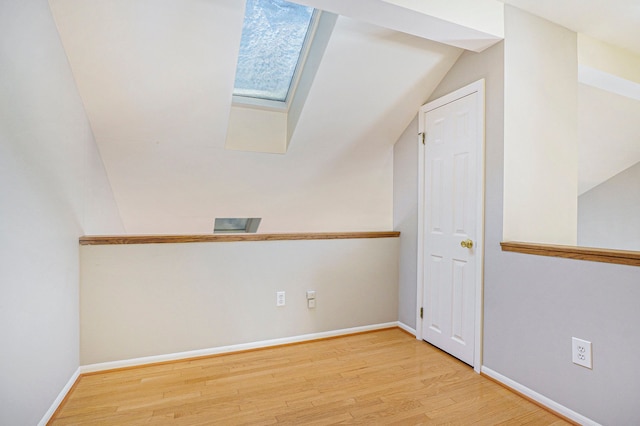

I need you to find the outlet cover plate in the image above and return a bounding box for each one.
[572,337,592,369]
[276,291,285,307]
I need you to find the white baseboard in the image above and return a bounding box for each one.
[481,366,600,426]
[38,367,80,426]
[80,322,399,374]
[397,321,416,336]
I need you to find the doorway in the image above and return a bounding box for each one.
[416,80,485,371]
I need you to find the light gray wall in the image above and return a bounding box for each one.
[80,238,399,365]
[0,1,122,424]
[484,249,640,424]
[486,10,640,423]
[578,161,640,251]
[393,116,419,329]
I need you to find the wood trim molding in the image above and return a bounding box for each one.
[79,231,401,246]
[500,241,640,267]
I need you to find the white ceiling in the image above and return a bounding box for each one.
[47,0,640,232]
[503,0,640,55]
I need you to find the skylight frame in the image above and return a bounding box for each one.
[232,3,321,111]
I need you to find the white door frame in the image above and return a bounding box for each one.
[416,79,485,373]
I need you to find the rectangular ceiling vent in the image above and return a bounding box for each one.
[214,218,261,234]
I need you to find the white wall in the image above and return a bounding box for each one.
[0,0,122,424]
[578,161,640,251]
[503,5,578,245]
[80,237,399,365]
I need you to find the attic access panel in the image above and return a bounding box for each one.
[233,0,315,102]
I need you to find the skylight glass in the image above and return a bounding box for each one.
[233,0,314,102]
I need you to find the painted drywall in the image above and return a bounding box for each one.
[477,9,640,425]
[393,116,419,329]
[578,34,640,85]
[405,14,640,421]
[50,0,462,234]
[0,0,122,424]
[503,5,578,245]
[578,161,640,251]
[577,39,640,196]
[225,106,288,154]
[80,237,399,365]
[292,0,502,52]
[394,41,505,337]
[380,0,504,38]
[484,249,640,424]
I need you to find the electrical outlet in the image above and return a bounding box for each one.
[276,291,285,306]
[572,337,592,369]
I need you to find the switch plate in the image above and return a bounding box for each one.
[276,291,285,306]
[306,290,316,300]
[572,337,592,369]
[308,298,316,309]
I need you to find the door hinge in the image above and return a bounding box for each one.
[418,132,425,145]
[420,307,423,319]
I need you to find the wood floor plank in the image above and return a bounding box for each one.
[49,328,573,425]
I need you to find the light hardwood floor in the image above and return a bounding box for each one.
[50,328,572,425]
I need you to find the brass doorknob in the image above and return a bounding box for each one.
[460,239,473,249]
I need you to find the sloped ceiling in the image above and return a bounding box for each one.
[49,0,241,148]
[49,0,465,234]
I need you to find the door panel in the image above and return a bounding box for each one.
[427,254,443,334]
[430,158,444,233]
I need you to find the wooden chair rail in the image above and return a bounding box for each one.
[80,231,400,246]
[501,241,640,267]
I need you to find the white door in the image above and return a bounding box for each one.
[418,81,484,367]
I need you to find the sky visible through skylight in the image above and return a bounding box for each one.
[233,0,314,102]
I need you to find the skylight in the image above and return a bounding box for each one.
[233,0,315,103]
